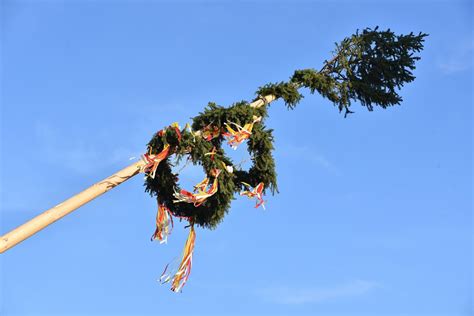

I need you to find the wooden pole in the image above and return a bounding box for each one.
[0,160,146,253]
[0,93,278,254]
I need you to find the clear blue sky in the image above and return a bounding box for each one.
[0,1,472,315]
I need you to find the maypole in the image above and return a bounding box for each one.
[1,27,427,292]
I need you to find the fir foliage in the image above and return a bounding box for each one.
[257,27,428,115]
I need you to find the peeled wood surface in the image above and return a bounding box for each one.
[250,94,277,108]
[0,160,146,253]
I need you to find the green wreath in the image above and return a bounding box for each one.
[145,101,276,228]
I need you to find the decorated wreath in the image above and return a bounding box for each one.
[137,27,427,292]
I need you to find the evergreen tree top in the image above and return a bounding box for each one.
[257,27,428,116]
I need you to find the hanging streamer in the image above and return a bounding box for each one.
[240,182,266,209]
[151,203,174,244]
[204,146,217,161]
[141,144,171,179]
[173,169,221,207]
[160,225,196,292]
[223,116,262,149]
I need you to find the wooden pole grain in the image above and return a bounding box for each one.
[0,160,146,253]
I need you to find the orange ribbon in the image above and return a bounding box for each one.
[240,182,266,209]
[141,144,171,179]
[160,226,196,292]
[223,116,262,149]
[151,203,174,244]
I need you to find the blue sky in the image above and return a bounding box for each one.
[0,1,472,315]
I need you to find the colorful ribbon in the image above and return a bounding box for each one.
[160,225,196,292]
[151,203,174,244]
[170,122,182,141]
[223,116,262,149]
[240,182,266,209]
[173,169,221,207]
[201,124,221,141]
[141,144,171,179]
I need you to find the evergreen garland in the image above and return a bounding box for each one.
[144,27,427,230]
